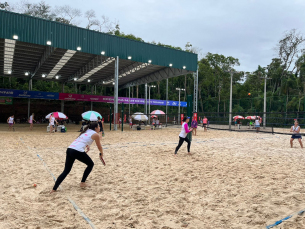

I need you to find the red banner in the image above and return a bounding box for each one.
[181,114,184,125]
[193,113,197,122]
[124,114,126,122]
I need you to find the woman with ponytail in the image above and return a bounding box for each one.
[50,122,104,193]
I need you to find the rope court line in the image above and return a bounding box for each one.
[19,138,96,229]
[266,207,305,228]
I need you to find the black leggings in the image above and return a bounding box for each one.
[53,148,94,191]
[175,136,191,154]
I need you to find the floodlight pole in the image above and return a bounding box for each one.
[114,56,119,131]
[224,69,239,131]
[260,73,271,129]
[229,72,233,131]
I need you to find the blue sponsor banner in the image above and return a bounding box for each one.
[0,88,59,100]
[149,99,187,107]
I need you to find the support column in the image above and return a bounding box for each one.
[193,68,198,112]
[178,89,180,124]
[166,79,168,127]
[129,87,131,117]
[114,56,119,130]
[28,79,32,118]
[75,83,77,93]
[91,85,93,111]
[145,83,147,115]
[148,86,151,124]
[61,83,64,113]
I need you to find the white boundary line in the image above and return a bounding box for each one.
[19,137,96,229]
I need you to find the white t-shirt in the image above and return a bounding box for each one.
[156,120,160,125]
[179,122,189,138]
[8,117,14,123]
[68,129,96,152]
[255,120,260,126]
[30,115,33,121]
[292,126,300,134]
[50,117,55,125]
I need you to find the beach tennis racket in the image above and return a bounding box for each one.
[99,153,106,166]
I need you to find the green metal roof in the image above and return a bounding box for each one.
[0,10,197,72]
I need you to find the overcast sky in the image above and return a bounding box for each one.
[9,0,305,72]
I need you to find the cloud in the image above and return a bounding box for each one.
[9,0,305,71]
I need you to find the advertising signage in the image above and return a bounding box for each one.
[0,89,186,107]
[0,97,13,105]
[0,88,59,100]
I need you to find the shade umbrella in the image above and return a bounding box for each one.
[233,115,244,120]
[46,112,68,120]
[245,116,261,120]
[132,112,148,121]
[151,110,165,115]
[82,111,102,121]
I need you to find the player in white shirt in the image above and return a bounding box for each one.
[49,113,58,134]
[290,120,303,148]
[7,115,15,131]
[29,113,36,131]
[51,122,104,193]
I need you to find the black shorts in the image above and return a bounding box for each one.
[203,124,207,127]
[292,134,302,139]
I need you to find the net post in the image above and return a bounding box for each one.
[272,125,274,135]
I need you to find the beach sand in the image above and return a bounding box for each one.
[1,123,305,228]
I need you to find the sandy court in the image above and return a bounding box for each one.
[1,123,305,228]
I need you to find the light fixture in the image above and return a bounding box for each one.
[148,60,152,63]
[128,56,132,60]
[88,79,91,82]
[112,82,115,85]
[74,78,77,81]
[46,41,52,45]
[101,51,105,55]
[55,75,59,79]
[25,72,29,76]
[13,35,18,40]
[7,70,12,74]
[77,47,81,51]
[42,74,46,78]
[183,66,186,69]
[169,63,173,67]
